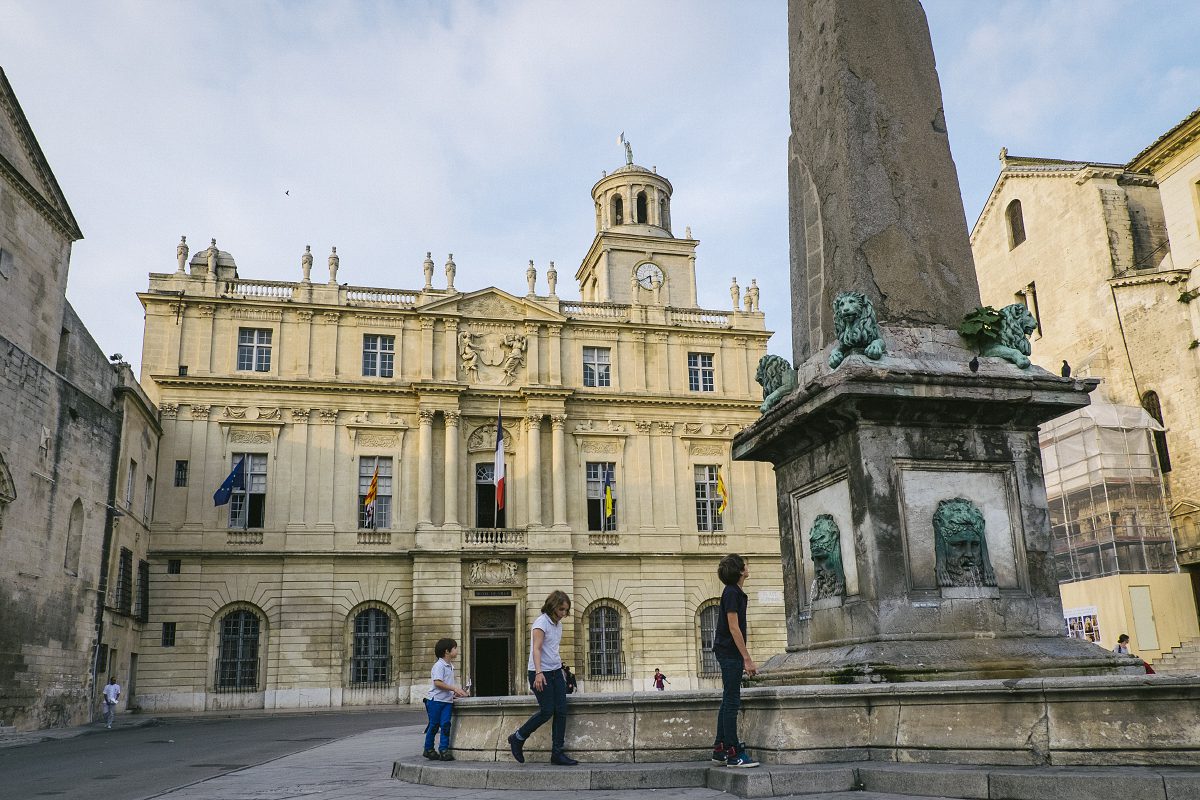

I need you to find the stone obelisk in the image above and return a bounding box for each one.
[735,0,1138,681]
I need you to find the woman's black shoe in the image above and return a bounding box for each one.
[551,753,579,766]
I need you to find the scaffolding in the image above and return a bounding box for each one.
[1040,402,1178,584]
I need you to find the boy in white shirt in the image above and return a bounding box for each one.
[424,638,468,760]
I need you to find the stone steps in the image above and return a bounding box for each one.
[393,757,1200,799]
[1152,638,1200,674]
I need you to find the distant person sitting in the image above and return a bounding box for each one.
[1113,634,1132,655]
[563,664,578,694]
[652,668,670,691]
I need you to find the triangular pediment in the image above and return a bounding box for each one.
[423,287,566,323]
[0,68,81,239]
[1170,500,1200,517]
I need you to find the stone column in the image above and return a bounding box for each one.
[443,319,458,383]
[524,323,540,385]
[444,411,461,526]
[550,415,567,528]
[525,414,543,528]
[417,408,435,526]
[547,326,562,385]
[420,318,435,381]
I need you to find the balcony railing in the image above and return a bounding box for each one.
[357,529,391,545]
[227,530,264,545]
[588,532,620,546]
[221,279,295,299]
[698,532,727,546]
[463,528,527,547]
[668,308,732,327]
[345,286,418,307]
[560,301,630,321]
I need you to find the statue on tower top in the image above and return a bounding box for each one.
[618,131,632,166]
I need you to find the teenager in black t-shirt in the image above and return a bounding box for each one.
[710,553,759,768]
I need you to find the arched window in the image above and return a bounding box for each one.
[587,604,623,678]
[698,602,720,676]
[351,608,390,685]
[611,195,624,226]
[1006,199,1026,249]
[64,498,83,574]
[636,191,648,224]
[217,609,261,690]
[1141,391,1172,473]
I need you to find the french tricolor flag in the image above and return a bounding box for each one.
[494,406,505,511]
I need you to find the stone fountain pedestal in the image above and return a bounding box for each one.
[732,327,1141,683]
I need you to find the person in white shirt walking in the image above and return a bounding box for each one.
[101,676,121,729]
[507,590,577,766]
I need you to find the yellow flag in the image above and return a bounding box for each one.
[716,470,729,515]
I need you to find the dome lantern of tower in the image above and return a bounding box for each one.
[591,152,675,239]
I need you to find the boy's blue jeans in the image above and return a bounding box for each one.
[714,655,743,750]
[425,699,453,751]
[516,668,568,755]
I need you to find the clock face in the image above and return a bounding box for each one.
[636,263,663,289]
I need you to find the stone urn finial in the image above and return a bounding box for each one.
[328,246,339,284]
[445,253,457,291]
[301,245,313,283]
[423,251,435,290]
[526,259,537,295]
[176,235,188,274]
[547,261,558,296]
[730,277,741,311]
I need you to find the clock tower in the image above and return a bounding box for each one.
[575,143,699,307]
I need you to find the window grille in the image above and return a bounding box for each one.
[358,456,393,529]
[236,328,272,372]
[217,610,260,690]
[167,558,182,575]
[115,547,133,614]
[362,334,395,378]
[698,603,720,676]
[582,347,611,388]
[588,605,623,678]
[161,622,177,647]
[229,454,268,529]
[687,352,715,392]
[694,465,724,532]
[174,460,189,487]
[350,608,390,686]
[136,560,150,623]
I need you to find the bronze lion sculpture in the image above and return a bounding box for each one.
[829,291,885,369]
[755,354,797,413]
[933,497,997,588]
[809,514,846,601]
[980,303,1036,368]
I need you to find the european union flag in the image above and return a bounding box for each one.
[213,457,246,506]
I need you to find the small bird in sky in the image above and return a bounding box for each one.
[1061,360,1071,377]
[284,190,290,196]
[968,355,980,373]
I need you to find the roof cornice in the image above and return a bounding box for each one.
[1128,107,1200,175]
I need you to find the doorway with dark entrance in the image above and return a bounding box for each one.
[470,605,515,697]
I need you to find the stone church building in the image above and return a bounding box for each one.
[970,110,1200,663]
[133,157,785,710]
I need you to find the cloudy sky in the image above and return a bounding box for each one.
[3,1,1198,374]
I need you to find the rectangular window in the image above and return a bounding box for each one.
[167,558,182,575]
[694,465,724,532]
[136,560,150,623]
[144,476,154,522]
[178,365,188,376]
[229,453,268,529]
[174,460,189,487]
[362,334,396,378]
[687,352,715,392]
[358,456,393,529]
[125,458,137,507]
[586,462,617,531]
[582,346,611,388]
[96,644,109,672]
[236,328,272,372]
[115,547,133,614]
[0,247,13,280]
[474,462,505,528]
[161,622,177,647]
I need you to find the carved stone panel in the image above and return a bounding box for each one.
[467,425,516,454]
[467,558,521,586]
[791,476,860,603]
[229,429,272,445]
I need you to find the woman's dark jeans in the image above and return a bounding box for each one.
[517,668,568,755]
[715,655,743,749]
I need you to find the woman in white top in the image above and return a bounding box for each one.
[507,590,577,766]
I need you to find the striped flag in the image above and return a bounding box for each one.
[494,406,505,511]
[716,470,729,515]
[364,465,379,528]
